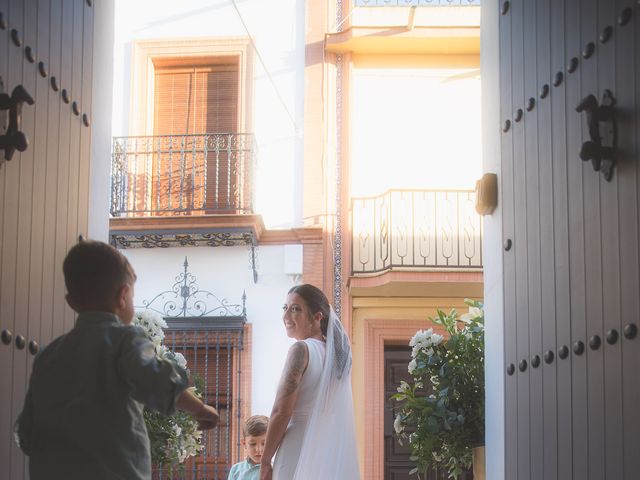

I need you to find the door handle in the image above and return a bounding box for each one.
[0,84,35,163]
[576,89,617,181]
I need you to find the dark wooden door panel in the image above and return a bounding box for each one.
[3,1,28,478]
[615,1,640,478]
[0,1,95,479]
[598,2,625,480]
[535,2,559,479]
[548,1,573,478]
[384,347,415,479]
[499,1,640,479]
[0,0,13,475]
[383,347,472,480]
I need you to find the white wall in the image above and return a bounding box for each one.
[481,0,505,478]
[89,0,115,242]
[123,245,298,417]
[351,67,482,197]
[111,0,306,228]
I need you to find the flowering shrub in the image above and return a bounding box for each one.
[133,310,204,466]
[392,300,484,479]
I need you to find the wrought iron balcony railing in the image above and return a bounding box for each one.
[355,0,480,6]
[110,134,255,217]
[351,189,482,274]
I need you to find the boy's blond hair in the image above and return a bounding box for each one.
[242,415,268,437]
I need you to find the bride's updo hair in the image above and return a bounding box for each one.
[288,284,330,336]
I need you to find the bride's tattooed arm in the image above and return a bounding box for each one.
[260,341,309,480]
[280,342,308,395]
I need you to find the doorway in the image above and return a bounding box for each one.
[383,346,472,479]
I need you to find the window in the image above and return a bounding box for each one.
[153,323,251,480]
[153,60,240,135]
[125,39,254,215]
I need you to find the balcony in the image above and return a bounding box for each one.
[351,189,482,275]
[109,133,264,251]
[354,0,479,5]
[110,133,255,217]
[326,0,480,55]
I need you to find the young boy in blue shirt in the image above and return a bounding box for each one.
[15,240,219,479]
[228,415,269,480]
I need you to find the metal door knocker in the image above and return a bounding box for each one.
[576,89,617,181]
[0,82,34,163]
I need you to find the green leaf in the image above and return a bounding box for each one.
[425,416,439,434]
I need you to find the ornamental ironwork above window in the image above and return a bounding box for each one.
[138,256,246,319]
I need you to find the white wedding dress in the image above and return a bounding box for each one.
[272,338,325,478]
[272,312,361,480]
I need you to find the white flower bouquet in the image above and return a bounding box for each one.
[133,310,205,467]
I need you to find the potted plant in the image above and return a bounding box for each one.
[392,300,484,479]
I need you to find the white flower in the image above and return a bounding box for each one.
[460,306,483,323]
[159,416,204,465]
[394,415,404,434]
[409,328,434,347]
[460,313,473,323]
[177,449,187,464]
[410,328,444,358]
[134,310,167,346]
[408,359,417,374]
[136,310,203,467]
[397,381,410,394]
[157,348,189,373]
[173,352,187,370]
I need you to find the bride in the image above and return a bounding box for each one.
[259,284,360,480]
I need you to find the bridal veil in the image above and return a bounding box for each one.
[292,308,361,479]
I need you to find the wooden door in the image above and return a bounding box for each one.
[384,347,415,480]
[0,1,96,479]
[384,347,471,480]
[499,1,640,478]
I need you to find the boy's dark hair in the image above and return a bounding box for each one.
[63,240,136,307]
[288,284,330,336]
[243,415,269,437]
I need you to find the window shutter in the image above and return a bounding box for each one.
[150,61,242,213]
[154,63,239,135]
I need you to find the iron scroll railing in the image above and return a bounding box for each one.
[351,189,482,274]
[110,133,255,217]
[141,258,248,479]
[154,321,244,480]
[354,0,480,6]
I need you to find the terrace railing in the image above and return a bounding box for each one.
[351,189,482,274]
[354,0,480,6]
[110,133,255,217]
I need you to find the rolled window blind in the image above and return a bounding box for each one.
[153,63,239,135]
